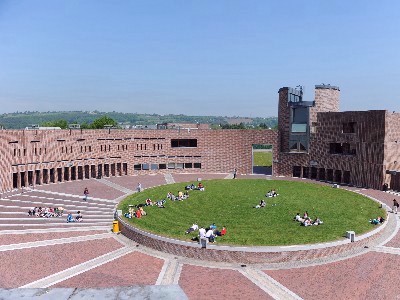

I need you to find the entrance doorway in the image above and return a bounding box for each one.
[252,144,273,175]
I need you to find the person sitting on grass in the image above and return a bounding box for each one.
[198,182,205,191]
[303,218,313,226]
[370,216,385,225]
[294,213,304,222]
[156,199,166,208]
[205,228,215,242]
[139,206,146,216]
[145,198,153,206]
[312,217,323,225]
[254,199,266,208]
[185,223,199,234]
[214,226,227,236]
[136,208,142,219]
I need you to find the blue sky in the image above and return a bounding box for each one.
[0,0,399,117]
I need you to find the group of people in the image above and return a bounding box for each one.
[67,211,83,222]
[185,223,227,243]
[145,198,166,208]
[28,206,64,218]
[124,205,147,219]
[294,212,323,226]
[184,182,205,191]
[266,189,278,197]
[167,190,190,201]
[370,216,385,225]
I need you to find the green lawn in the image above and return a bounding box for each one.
[118,179,385,246]
[253,151,272,166]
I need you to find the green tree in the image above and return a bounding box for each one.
[41,119,68,129]
[90,115,118,129]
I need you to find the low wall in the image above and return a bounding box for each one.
[118,216,387,264]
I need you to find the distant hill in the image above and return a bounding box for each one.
[0,111,277,129]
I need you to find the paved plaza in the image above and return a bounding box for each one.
[1,173,400,299]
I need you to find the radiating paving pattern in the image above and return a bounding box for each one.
[1,174,400,299]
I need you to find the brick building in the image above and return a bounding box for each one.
[276,84,400,190]
[1,84,400,192]
[0,128,277,192]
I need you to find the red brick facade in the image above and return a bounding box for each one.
[0,129,277,192]
[1,84,399,192]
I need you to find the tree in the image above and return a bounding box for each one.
[41,119,68,129]
[90,115,118,129]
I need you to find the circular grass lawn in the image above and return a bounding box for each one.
[118,179,386,246]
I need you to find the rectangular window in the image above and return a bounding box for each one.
[142,164,150,170]
[167,163,175,169]
[342,122,356,133]
[134,164,142,171]
[159,164,167,169]
[194,163,201,169]
[184,163,193,168]
[329,143,356,155]
[171,139,197,148]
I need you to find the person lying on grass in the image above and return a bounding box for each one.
[370,216,384,225]
[185,223,198,234]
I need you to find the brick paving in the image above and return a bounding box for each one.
[0,230,107,246]
[2,174,400,299]
[53,251,164,288]
[0,238,122,288]
[36,179,125,200]
[264,252,400,300]
[179,265,274,300]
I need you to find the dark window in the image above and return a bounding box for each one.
[184,163,193,168]
[134,164,142,171]
[159,164,167,169]
[171,139,197,148]
[329,143,356,155]
[194,163,201,169]
[342,122,356,133]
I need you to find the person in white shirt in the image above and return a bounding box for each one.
[185,223,199,234]
[198,227,206,239]
[205,228,215,242]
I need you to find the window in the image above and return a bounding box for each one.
[184,163,193,168]
[171,139,197,148]
[290,142,307,152]
[134,164,141,171]
[342,122,356,133]
[329,143,356,155]
[194,163,201,169]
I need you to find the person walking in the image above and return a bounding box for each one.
[393,199,399,214]
[233,168,237,179]
[83,187,89,201]
[137,183,142,192]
